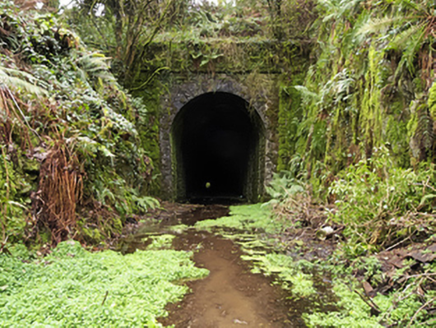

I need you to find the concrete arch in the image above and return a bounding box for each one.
[160,76,274,201]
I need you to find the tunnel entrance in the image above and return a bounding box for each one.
[171,92,264,203]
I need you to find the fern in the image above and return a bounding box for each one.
[265,171,306,201]
[357,16,409,35]
[294,86,320,103]
[132,195,160,213]
[75,52,116,85]
[388,24,422,51]
[397,25,426,74]
[0,65,48,96]
[319,0,364,22]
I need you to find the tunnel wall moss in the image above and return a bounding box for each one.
[130,81,164,196]
[158,74,278,201]
[245,111,267,202]
[143,39,304,74]
[133,39,310,200]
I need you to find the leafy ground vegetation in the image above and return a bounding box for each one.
[0,241,207,327]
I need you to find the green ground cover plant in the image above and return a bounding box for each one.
[146,234,176,250]
[305,276,431,327]
[0,240,208,327]
[195,203,281,234]
[243,253,317,298]
[329,146,436,251]
[265,156,436,327]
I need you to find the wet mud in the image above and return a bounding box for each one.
[120,204,325,327]
[160,230,306,327]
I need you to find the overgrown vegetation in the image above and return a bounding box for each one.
[0,241,208,327]
[329,147,436,250]
[0,1,158,247]
[2,0,436,326]
[266,156,436,326]
[265,1,436,324]
[282,0,436,181]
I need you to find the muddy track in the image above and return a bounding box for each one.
[122,204,312,327]
[160,230,306,327]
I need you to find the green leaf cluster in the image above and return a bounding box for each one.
[0,240,208,327]
[329,146,436,248]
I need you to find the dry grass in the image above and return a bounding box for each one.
[37,139,83,245]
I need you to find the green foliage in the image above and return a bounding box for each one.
[314,256,435,327]
[130,83,163,195]
[428,81,436,122]
[243,253,317,298]
[304,282,383,327]
[407,95,433,161]
[278,80,304,171]
[0,240,208,327]
[195,203,281,234]
[0,147,32,243]
[305,277,429,328]
[146,234,176,250]
[329,146,436,248]
[265,170,306,202]
[67,0,177,84]
[278,0,436,182]
[0,1,158,246]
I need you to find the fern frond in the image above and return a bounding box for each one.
[397,25,426,74]
[76,52,116,84]
[388,24,423,51]
[319,0,363,22]
[294,86,321,103]
[132,195,160,212]
[358,16,409,35]
[0,65,48,96]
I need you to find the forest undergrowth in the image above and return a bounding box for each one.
[264,147,436,327]
[0,0,159,250]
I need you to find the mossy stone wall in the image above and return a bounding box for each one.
[159,73,276,201]
[133,39,310,200]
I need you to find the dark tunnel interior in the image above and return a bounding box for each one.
[172,92,262,202]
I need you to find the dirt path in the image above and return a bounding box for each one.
[148,205,306,327]
[159,230,305,327]
[121,204,311,327]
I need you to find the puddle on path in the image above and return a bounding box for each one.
[160,229,306,327]
[119,204,326,327]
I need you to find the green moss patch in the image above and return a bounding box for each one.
[243,253,316,299]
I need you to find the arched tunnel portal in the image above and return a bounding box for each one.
[171,92,265,202]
